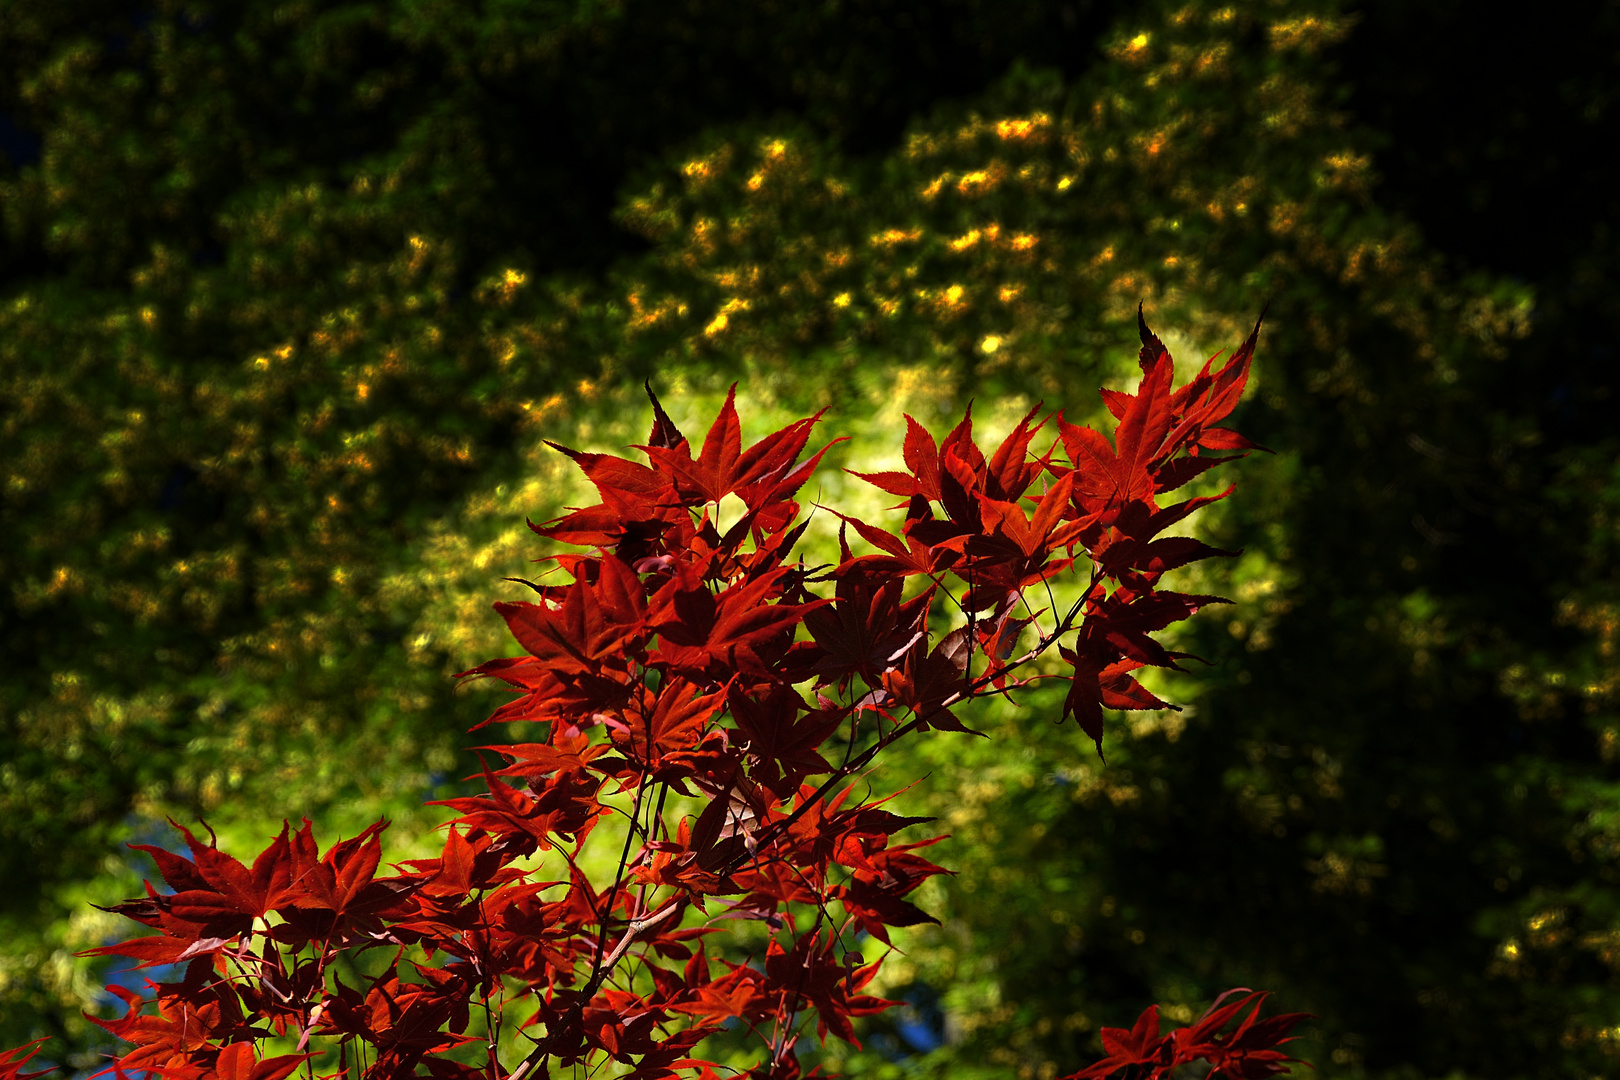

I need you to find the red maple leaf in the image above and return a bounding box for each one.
[0,1040,54,1080]
[829,511,966,580]
[799,565,930,686]
[1171,990,1312,1079]
[495,554,648,677]
[668,960,770,1026]
[846,414,944,502]
[648,564,826,677]
[605,678,726,770]
[1065,1003,1170,1078]
[210,1042,311,1080]
[762,931,894,1046]
[641,385,838,508]
[982,403,1052,501]
[726,684,842,798]
[87,984,257,1078]
[880,629,979,734]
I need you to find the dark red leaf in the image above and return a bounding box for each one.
[645,382,688,451]
[727,684,842,798]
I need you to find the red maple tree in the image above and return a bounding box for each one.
[3,310,1309,1080]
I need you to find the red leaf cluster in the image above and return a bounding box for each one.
[10,312,1306,1080]
[1064,990,1312,1080]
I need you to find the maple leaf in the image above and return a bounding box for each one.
[549,446,677,515]
[833,875,938,945]
[487,728,613,784]
[0,1040,54,1080]
[1060,988,1310,1080]
[1065,366,1169,514]
[404,826,492,901]
[495,555,648,677]
[829,512,965,580]
[845,414,944,501]
[974,471,1077,563]
[605,678,726,769]
[1054,310,1267,555]
[956,477,1080,614]
[88,820,311,966]
[162,821,296,931]
[455,654,634,733]
[79,931,201,970]
[649,728,744,798]
[726,684,843,798]
[779,787,938,878]
[879,630,981,734]
[644,385,743,505]
[1161,309,1270,453]
[1170,990,1312,1079]
[762,931,894,1046]
[800,565,930,685]
[1085,309,1270,508]
[641,385,837,509]
[1060,639,1176,756]
[1090,585,1227,669]
[850,405,1008,525]
[1064,1003,1170,1079]
[436,759,605,856]
[733,430,844,514]
[209,1042,311,1080]
[536,443,685,555]
[86,984,258,1078]
[648,564,826,677]
[983,403,1051,501]
[281,821,415,921]
[580,996,666,1064]
[729,857,820,909]
[668,962,769,1025]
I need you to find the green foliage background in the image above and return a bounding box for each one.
[3,1,1619,1078]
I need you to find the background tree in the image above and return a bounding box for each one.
[2,0,1618,1077]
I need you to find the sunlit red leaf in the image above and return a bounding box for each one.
[0,1040,53,1080]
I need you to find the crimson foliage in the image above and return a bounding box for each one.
[11,312,1307,1080]
[0,1042,52,1080]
